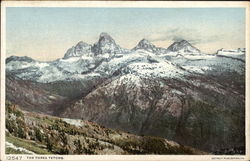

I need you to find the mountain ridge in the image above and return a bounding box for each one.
[5,32,246,154]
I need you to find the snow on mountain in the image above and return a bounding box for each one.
[62,118,84,127]
[166,52,244,75]
[6,55,100,83]
[216,48,245,61]
[6,56,50,71]
[124,50,186,79]
[94,49,187,80]
[217,48,245,55]
[55,56,96,74]
[6,33,245,83]
[6,142,36,155]
[109,74,143,89]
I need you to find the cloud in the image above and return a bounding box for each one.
[172,36,185,42]
[147,28,222,45]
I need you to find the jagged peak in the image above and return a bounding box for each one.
[133,38,167,54]
[100,32,111,38]
[167,39,200,53]
[171,39,190,46]
[98,32,115,43]
[63,41,92,59]
[179,39,189,43]
[135,39,155,48]
[139,38,151,44]
[91,32,123,55]
[75,41,91,47]
[137,39,154,46]
[178,40,192,45]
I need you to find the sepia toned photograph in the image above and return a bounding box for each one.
[1,1,249,161]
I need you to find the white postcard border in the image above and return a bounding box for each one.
[1,1,249,161]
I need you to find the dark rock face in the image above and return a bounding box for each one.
[6,74,67,115]
[91,32,125,55]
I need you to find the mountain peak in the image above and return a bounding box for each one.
[138,39,152,45]
[134,39,155,49]
[178,40,192,46]
[167,40,200,53]
[98,32,115,44]
[92,33,123,55]
[63,41,92,59]
[100,32,111,38]
[179,39,188,43]
[133,39,166,54]
[140,38,150,43]
[75,41,90,48]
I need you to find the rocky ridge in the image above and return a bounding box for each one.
[6,102,207,155]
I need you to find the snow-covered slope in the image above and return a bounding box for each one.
[164,47,245,75]
[6,56,49,71]
[96,49,187,79]
[216,48,245,61]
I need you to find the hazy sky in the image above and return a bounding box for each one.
[6,7,245,61]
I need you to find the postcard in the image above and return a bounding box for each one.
[1,1,249,161]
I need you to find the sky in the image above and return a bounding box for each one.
[6,7,246,61]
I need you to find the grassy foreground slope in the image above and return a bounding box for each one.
[6,102,207,155]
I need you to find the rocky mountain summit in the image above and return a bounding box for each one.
[167,40,200,54]
[92,32,129,55]
[6,32,246,154]
[133,39,167,54]
[63,41,92,59]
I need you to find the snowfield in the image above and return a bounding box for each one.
[6,142,36,154]
[62,118,84,127]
